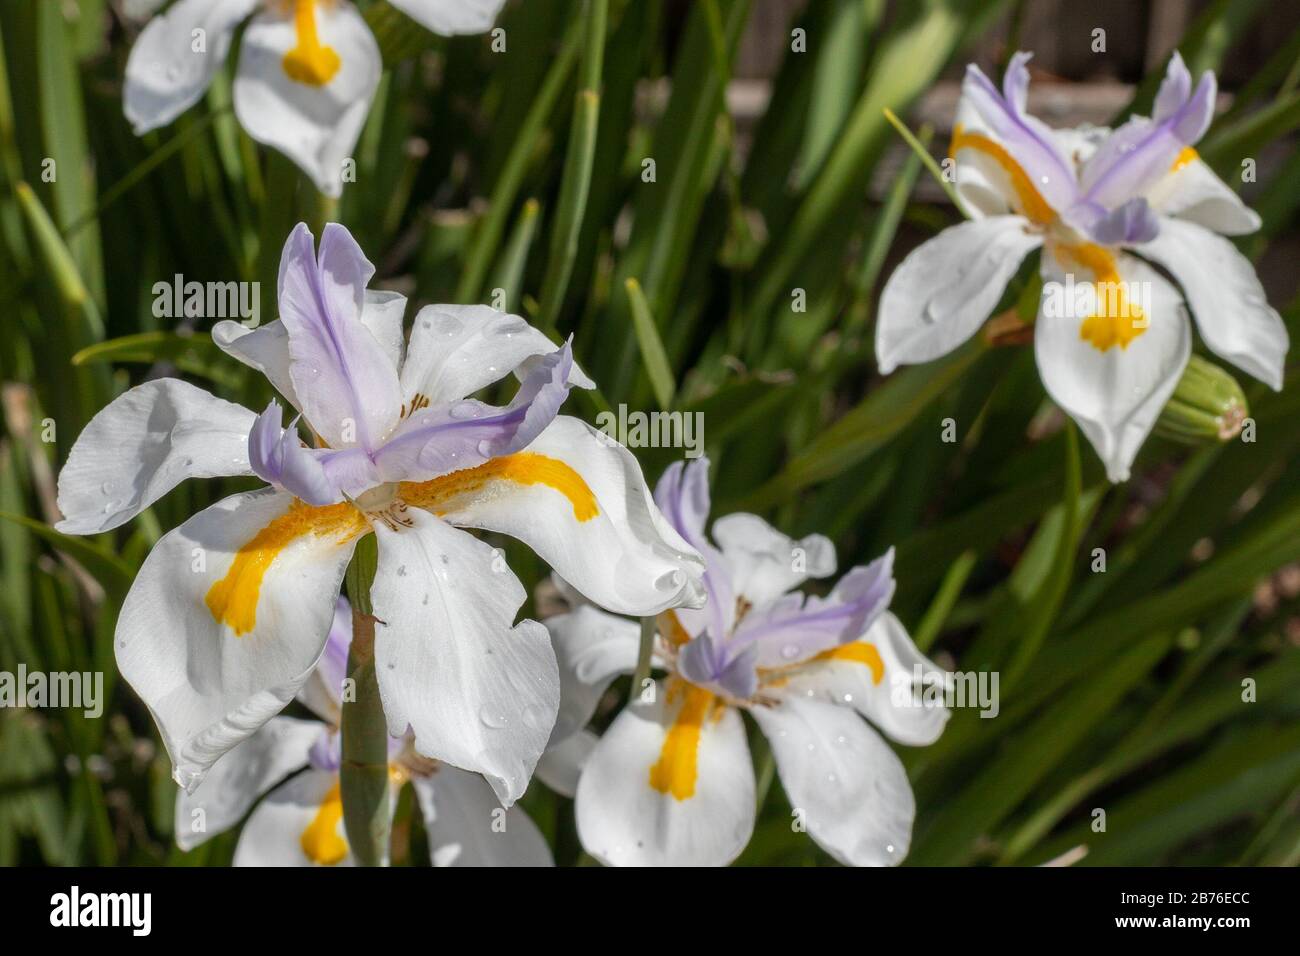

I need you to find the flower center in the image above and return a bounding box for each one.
[282,0,341,87]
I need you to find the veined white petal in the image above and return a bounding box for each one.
[124,0,257,133]
[752,693,914,867]
[1035,250,1190,482]
[369,509,559,807]
[56,378,255,535]
[773,612,950,746]
[400,304,593,408]
[1139,217,1287,389]
[174,716,323,850]
[361,290,408,374]
[423,416,706,616]
[575,681,754,867]
[876,216,1041,374]
[412,765,553,867]
[388,0,507,35]
[711,511,836,609]
[116,488,365,790]
[546,605,640,744]
[536,728,597,799]
[1146,155,1261,236]
[233,3,381,197]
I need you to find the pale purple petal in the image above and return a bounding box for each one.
[728,549,896,668]
[247,400,342,505]
[1087,197,1162,246]
[677,632,759,700]
[961,52,1078,215]
[653,458,734,642]
[277,223,402,451]
[306,726,341,772]
[1077,52,1216,211]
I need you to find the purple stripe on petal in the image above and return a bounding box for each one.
[654,458,734,642]
[1077,51,1216,211]
[277,222,402,453]
[247,400,344,504]
[726,548,896,668]
[961,52,1079,215]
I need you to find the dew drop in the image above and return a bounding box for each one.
[449,401,479,420]
[479,707,509,729]
[780,644,800,661]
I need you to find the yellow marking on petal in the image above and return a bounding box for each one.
[814,642,885,684]
[949,124,1057,225]
[399,452,599,522]
[300,780,348,865]
[1053,242,1147,352]
[648,681,715,801]
[283,0,341,87]
[1170,146,1198,174]
[657,610,692,647]
[204,500,366,637]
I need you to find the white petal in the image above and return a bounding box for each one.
[116,488,364,790]
[536,728,597,799]
[123,0,256,133]
[876,216,1041,374]
[1139,217,1287,389]
[233,768,355,866]
[575,681,754,866]
[412,766,553,866]
[361,290,408,373]
[233,4,381,197]
[56,379,255,535]
[388,0,507,34]
[428,416,705,616]
[1035,250,1191,481]
[400,305,592,407]
[752,694,913,867]
[546,605,640,744]
[1146,156,1261,235]
[174,716,322,850]
[711,511,835,608]
[369,509,559,806]
[774,612,949,746]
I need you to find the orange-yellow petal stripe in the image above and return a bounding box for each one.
[300,780,348,865]
[204,500,365,637]
[949,123,1057,225]
[283,0,341,87]
[813,642,885,684]
[1052,241,1147,352]
[648,682,715,801]
[400,452,599,522]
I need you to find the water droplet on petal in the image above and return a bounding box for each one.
[449,401,479,420]
[780,644,800,661]
[479,707,509,729]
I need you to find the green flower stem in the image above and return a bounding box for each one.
[629,615,657,704]
[340,533,391,866]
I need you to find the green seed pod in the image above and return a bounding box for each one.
[1155,355,1249,444]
